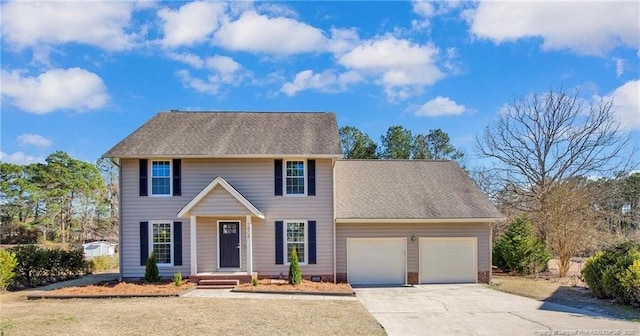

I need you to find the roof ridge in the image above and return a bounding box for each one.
[159,110,335,114]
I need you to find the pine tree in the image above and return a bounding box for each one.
[145,251,160,282]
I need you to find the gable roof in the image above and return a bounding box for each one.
[335,160,503,221]
[177,176,265,219]
[104,111,343,158]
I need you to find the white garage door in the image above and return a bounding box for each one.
[347,238,406,285]
[420,237,477,284]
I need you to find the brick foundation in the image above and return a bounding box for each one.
[407,272,418,285]
[259,274,334,283]
[336,273,347,283]
[477,271,490,283]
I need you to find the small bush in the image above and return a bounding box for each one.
[144,251,160,283]
[90,255,118,272]
[492,216,551,275]
[0,249,18,290]
[252,276,258,286]
[173,272,183,287]
[288,246,302,285]
[581,240,640,306]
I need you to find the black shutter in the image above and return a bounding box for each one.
[308,220,317,264]
[274,159,283,196]
[140,221,149,266]
[139,159,148,196]
[173,221,182,266]
[307,160,316,196]
[172,159,181,196]
[275,221,284,264]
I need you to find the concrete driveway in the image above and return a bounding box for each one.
[355,284,639,336]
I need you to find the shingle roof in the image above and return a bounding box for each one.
[104,111,343,158]
[335,160,503,220]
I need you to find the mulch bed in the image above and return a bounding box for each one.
[27,280,196,299]
[234,279,354,295]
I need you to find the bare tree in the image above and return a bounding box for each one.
[477,89,634,241]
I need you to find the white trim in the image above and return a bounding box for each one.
[418,237,477,284]
[332,157,337,283]
[149,159,172,197]
[284,220,308,265]
[246,215,253,275]
[107,154,343,159]
[346,237,407,285]
[336,218,504,224]
[148,220,174,267]
[190,215,197,275]
[177,176,265,219]
[283,159,307,197]
[217,220,242,270]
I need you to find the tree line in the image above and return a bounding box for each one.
[340,126,464,163]
[0,151,118,246]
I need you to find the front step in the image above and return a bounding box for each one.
[196,279,239,289]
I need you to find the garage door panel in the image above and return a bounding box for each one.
[348,238,405,285]
[420,237,477,284]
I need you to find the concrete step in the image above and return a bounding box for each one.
[198,279,239,286]
[197,285,237,289]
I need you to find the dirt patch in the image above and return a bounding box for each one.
[46,280,195,296]
[489,274,639,321]
[236,279,353,293]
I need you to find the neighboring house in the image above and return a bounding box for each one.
[104,111,503,285]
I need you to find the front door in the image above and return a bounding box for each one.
[219,221,240,268]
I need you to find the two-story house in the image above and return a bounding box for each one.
[104,111,503,285]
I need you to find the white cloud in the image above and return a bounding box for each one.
[167,52,206,69]
[1,68,109,114]
[175,55,247,95]
[1,1,138,51]
[615,58,625,78]
[158,1,227,48]
[338,36,444,100]
[214,11,327,55]
[281,70,362,96]
[468,1,640,56]
[415,96,469,117]
[0,151,44,165]
[328,28,360,56]
[607,80,640,130]
[17,134,52,148]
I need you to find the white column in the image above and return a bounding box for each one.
[246,215,253,275]
[190,215,197,275]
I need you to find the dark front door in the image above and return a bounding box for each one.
[219,221,240,268]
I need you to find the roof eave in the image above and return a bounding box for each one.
[103,153,344,159]
[335,217,505,224]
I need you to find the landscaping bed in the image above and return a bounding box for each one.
[28,280,195,299]
[234,279,354,295]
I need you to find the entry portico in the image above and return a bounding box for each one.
[177,176,265,277]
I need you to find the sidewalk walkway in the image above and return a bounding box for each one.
[27,272,119,292]
[182,289,356,301]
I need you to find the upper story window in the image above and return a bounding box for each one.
[151,160,171,196]
[285,160,305,195]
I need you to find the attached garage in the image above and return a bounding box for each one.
[420,237,477,284]
[347,238,406,285]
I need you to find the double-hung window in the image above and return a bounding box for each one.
[285,160,305,195]
[150,222,172,265]
[151,160,171,196]
[285,220,306,264]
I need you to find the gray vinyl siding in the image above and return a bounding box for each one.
[335,222,491,274]
[120,158,333,278]
[190,185,252,216]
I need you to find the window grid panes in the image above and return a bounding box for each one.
[285,161,305,195]
[151,161,171,195]
[152,222,172,264]
[286,221,305,263]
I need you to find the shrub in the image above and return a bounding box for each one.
[173,272,183,287]
[0,249,17,290]
[492,216,551,275]
[581,240,640,305]
[288,246,302,285]
[144,251,160,282]
[90,255,118,272]
[9,245,88,289]
[252,276,258,286]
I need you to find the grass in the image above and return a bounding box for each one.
[488,274,640,322]
[0,296,385,336]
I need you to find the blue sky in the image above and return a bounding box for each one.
[1,0,639,165]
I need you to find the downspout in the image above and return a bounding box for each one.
[332,158,337,283]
